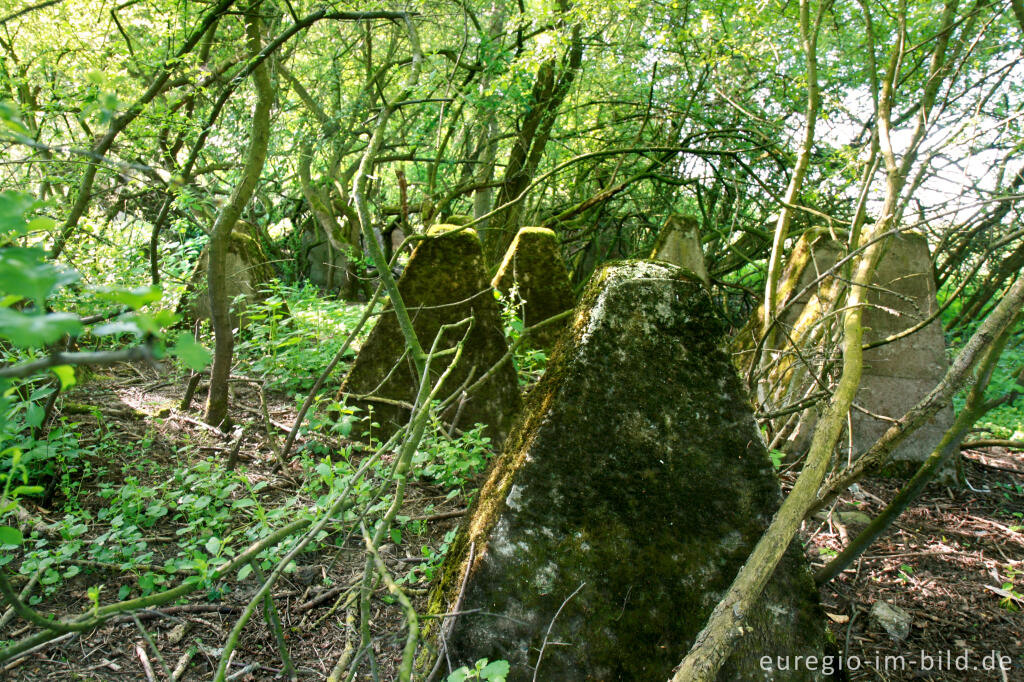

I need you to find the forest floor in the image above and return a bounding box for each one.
[1,362,1021,681]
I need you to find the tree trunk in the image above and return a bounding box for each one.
[481,19,582,264]
[204,3,273,429]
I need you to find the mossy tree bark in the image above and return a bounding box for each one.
[204,3,273,428]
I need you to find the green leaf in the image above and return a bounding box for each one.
[92,320,142,336]
[205,536,221,556]
[0,191,35,236]
[237,564,253,581]
[0,248,79,305]
[479,659,510,681]
[51,364,76,389]
[171,332,212,370]
[0,526,24,546]
[390,527,402,544]
[94,285,162,310]
[0,309,82,347]
[134,310,180,335]
[446,667,470,682]
[25,216,56,232]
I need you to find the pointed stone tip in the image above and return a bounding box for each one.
[427,223,479,240]
[598,258,701,284]
[516,226,557,239]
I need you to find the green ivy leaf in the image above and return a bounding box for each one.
[171,332,212,370]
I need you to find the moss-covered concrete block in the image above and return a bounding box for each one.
[423,260,830,681]
[732,227,844,371]
[491,227,575,349]
[853,232,954,477]
[444,214,475,226]
[338,224,521,443]
[178,221,277,329]
[649,215,711,287]
[300,220,351,294]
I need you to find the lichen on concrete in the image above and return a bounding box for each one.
[491,227,575,349]
[422,260,831,681]
[337,224,521,444]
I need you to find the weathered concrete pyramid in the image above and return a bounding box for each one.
[179,221,277,329]
[649,215,710,287]
[338,224,521,444]
[853,231,954,472]
[300,219,350,293]
[732,226,844,373]
[423,261,829,681]
[491,227,575,349]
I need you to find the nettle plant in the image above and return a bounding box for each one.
[0,189,211,550]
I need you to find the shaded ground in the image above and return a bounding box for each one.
[806,450,1024,681]
[1,363,1021,680]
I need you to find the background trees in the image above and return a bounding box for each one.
[1,0,1022,679]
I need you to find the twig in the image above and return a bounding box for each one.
[1,632,77,671]
[226,663,259,680]
[0,345,157,378]
[249,561,296,680]
[409,509,466,522]
[180,371,203,410]
[962,439,1024,450]
[132,614,172,680]
[171,645,197,682]
[281,282,385,460]
[532,582,586,682]
[361,522,419,682]
[225,424,251,471]
[135,641,157,682]
[0,568,43,629]
[326,598,358,682]
[171,411,232,439]
[426,541,475,682]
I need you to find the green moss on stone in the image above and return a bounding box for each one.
[423,260,830,681]
[491,227,575,349]
[338,225,520,443]
[443,214,475,226]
